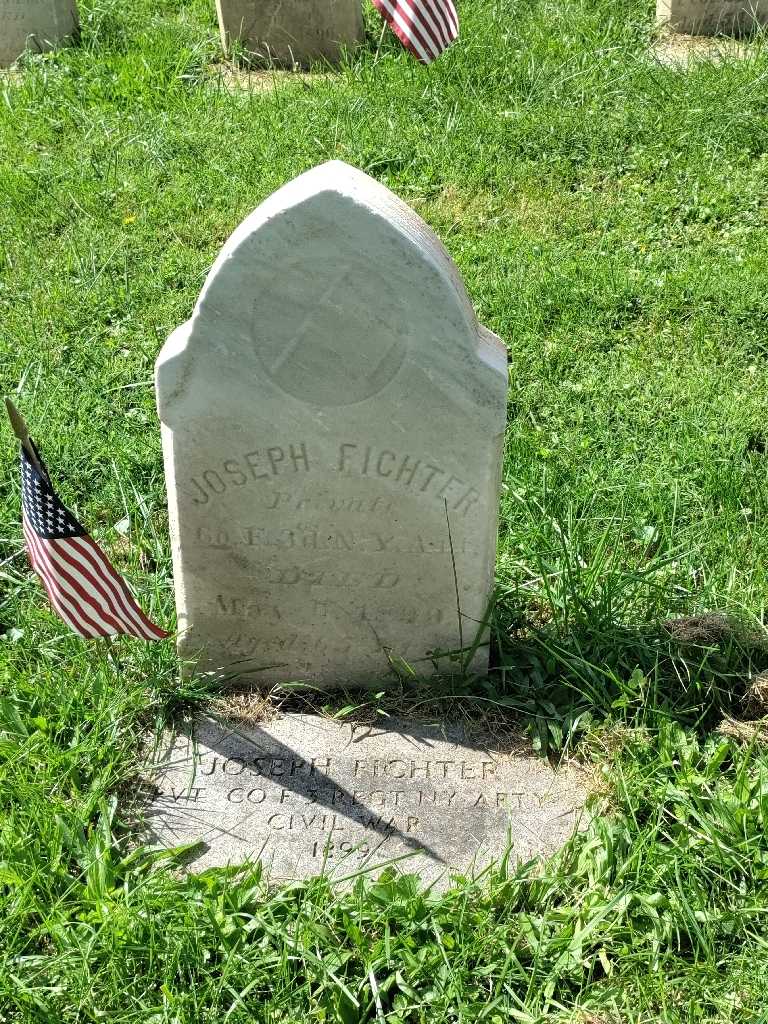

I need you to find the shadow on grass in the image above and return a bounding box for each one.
[149,604,768,764]
[481,496,768,754]
[490,601,768,755]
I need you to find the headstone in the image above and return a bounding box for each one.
[215,0,364,67]
[156,161,507,689]
[657,0,768,33]
[0,0,78,67]
[146,714,588,884]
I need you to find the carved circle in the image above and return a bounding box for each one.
[252,267,408,407]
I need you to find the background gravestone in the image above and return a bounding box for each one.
[0,0,78,67]
[215,0,364,67]
[657,0,768,33]
[156,161,508,689]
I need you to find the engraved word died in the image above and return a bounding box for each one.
[156,161,508,689]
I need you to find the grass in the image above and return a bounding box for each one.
[2,0,768,1019]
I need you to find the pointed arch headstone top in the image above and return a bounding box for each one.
[156,162,508,688]
[158,161,506,416]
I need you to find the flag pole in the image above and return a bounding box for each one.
[4,398,43,473]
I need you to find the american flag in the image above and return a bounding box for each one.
[19,438,168,641]
[371,0,459,63]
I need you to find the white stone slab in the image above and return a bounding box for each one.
[657,0,768,33]
[215,0,364,67]
[145,714,588,885]
[156,161,507,689]
[0,0,78,67]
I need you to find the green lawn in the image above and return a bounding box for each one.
[2,0,768,1020]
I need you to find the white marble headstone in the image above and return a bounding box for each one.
[0,0,78,67]
[657,0,768,33]
[156,161,507,689]
[215,0,364,67]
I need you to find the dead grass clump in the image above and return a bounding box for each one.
[211,688,279,725]
[743,671,768,717]
[717,716,768,744]
[662,612,738,645]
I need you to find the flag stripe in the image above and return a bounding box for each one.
[371,0,458,63]
[50,538,140,636]
[76,537,167,639]
[429,0,458,37]
[23,523,93,637]
[30,532,122,634]
[79,536,168,638]
[411,0,453,49]
[395,0,445,56]
[373,0,436,61]
[399,0,446,59]
[374,0,435,62]
[44,545,124,635]
[70,536,166,640]
[69,538,154,638]
[25,523,121,637]
[24,522,104,638]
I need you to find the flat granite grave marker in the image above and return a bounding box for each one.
[215,0,364,67]
[156,161,508,689]
[0,0,78,67]
[146,714,588,884]
[657,0,768,33]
